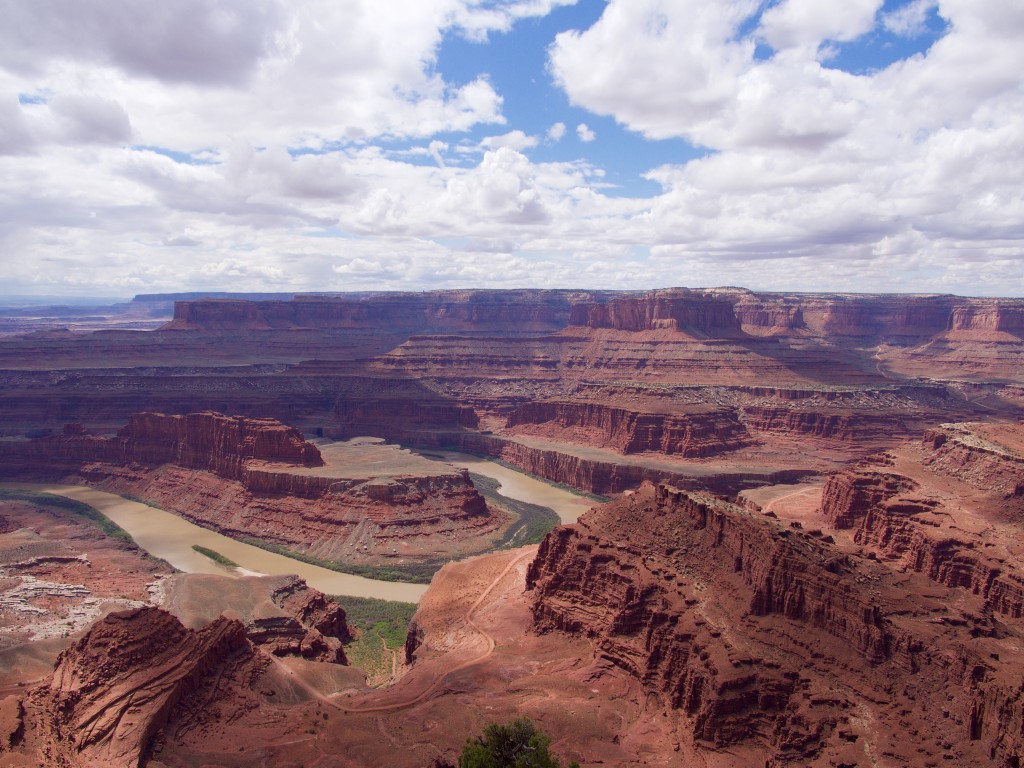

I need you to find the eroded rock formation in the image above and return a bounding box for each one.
[0,413,503,566]
[503,401,755,457]
[33,607,255,768]
[528,482,1024,766]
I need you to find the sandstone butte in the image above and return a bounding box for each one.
[0,286,1022,767]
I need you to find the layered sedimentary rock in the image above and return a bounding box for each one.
[922,422,1024,498]
[741,405,910,442]
[252,576,351,663]
[418,431,811,495]
[817,427,1024,619]
[0,412,322,481]
[567,289,743,336]
[165,290,608,334]
[528,482,1024,766]
[0,413,502,564]
[33,607,254,768]
[503,401,754,457]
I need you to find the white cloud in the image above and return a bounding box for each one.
[481,130,539,151]
[1,0,1023,299]
[882,0,938,37]
[759,0,883,50]
[547,122,567,141]
[576,123,595,142]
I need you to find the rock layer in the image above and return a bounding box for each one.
[503,401,754,457]
[528,482,1024,766]
[0,413,502,565]
[33,607,253,768]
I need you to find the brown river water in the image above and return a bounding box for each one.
[1,454,591,603]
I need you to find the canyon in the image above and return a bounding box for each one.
[0,286,1022,766]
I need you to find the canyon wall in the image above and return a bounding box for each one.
[528,482,1024,766]
[0,413,503,565]
[568,289,1024,342]
[503,401,754,457]
[416,431,810,495]
[32,607,253,768]
[818,449,1024,619]
[166,290,609,334]
[0,412,323,482]
[922,422,1024,498]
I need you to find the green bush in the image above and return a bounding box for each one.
[458,718,578,768]
[191,544,239,568]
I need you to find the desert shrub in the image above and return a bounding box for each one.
[458,718,578,768]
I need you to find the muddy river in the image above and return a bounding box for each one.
[419,450,595,524]
[3,483,428,602]
[1,456,592,604]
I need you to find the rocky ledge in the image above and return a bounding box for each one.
[32,607,254,768]
[528,481,1024,766]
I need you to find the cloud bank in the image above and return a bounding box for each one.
[1,0,1021,297]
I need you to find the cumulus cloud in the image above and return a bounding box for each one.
[759,0,883,50]
[0,0,286,85]
[576,123,595,142]
[547,122,566,141]
[1,0,1022,298]
[882,0,939,36]
[480,130,539,151]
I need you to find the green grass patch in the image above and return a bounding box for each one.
[469,473,561,547]
[334,595,417,645]
[0,489,136,544]
[191,544,239,568]
[332,595,417,683]
[237,536,442,584]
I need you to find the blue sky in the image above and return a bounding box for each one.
[0,0,1021,297]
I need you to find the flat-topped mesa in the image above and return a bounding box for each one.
[528,482,1024,765]
[32,607,251,768]
[117,411,324,477]
[503,401,754,457]
[164,290,609,334]
[819,469,920,529]
[568,289,744,336]
[735,292,1024,340]
[949,302,1024,334]
[565,289,1024,341]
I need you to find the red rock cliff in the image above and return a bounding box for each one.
[568,289,743,336]
[503,401,754,457]
[32,607,251,768]
[528,482,1024,766]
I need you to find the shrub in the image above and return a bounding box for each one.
[458,718,578,768]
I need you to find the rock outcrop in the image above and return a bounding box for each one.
[417,431,811,495]
[818,436,1024,619]
[33,607,254,768]
[503,401,754,457]
[165,290,608,335]
[528,482,1024,766]
[922,422,1024,499]
[0,413,503,566]
[0,411,323,482]
[248,576,351,663]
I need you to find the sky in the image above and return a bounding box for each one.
[1,0,1022,298]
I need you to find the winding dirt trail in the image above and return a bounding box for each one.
[272,549,534,714]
